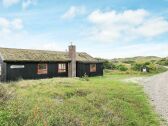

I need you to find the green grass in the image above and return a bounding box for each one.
[105,69,166,77]
[0,73,160,126]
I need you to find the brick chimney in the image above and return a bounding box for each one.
[68,44,76,77]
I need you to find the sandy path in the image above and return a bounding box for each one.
[139,72,168,124]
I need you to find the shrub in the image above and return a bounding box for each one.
[148,64,167,73]
[116,64,128,71]
[122,60,135,64]
[147,63,156,71]
[144,62,150,65]
[157,58,168,66]
[131,63,142,71]
[81,73,89,81]
[103,60,116,70]
[131,62,151,72]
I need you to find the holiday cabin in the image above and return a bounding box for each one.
[0,45,103,82]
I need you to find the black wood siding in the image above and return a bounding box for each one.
[0,58,2,81]
[6,62,69,81]
[0,57,7,82]
[76,62,103,77]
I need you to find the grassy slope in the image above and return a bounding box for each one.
[0,73,159,126]
[111,56,161,63]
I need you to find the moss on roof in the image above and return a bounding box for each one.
[0,47,99,62]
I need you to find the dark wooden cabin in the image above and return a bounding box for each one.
[0,45,103,82]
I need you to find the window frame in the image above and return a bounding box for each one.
[58,63,66,73]
[90,64,97,73]
[37,63,48,75]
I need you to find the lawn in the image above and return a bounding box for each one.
[0,73,159,126]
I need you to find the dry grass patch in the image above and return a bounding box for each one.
[0,74,160,126]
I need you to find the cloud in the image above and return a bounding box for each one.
[2,0,20,7]
[88,9,149,25]
[11,18,23,30]
[0,17,23,34]
[22,0,37,10]
[114,43,168,58]
[0,29,67,52]
[2,0,37,9]
[0,17,10,28]
[62,6,86,19]
[87,9,168,42]
[0,18,65,51]
[89,43,168,59]
[135,17,168,37]
[36,42,66,51]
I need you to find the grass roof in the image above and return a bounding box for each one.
[0,47,99,62]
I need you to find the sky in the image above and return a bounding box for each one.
[0,0,168,59]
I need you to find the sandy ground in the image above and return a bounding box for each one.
[125,72,168,125]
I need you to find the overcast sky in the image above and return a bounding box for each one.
[0,0,168,58]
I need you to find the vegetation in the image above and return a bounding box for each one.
[102,56,168,74]
[116,64,128,71]
[103,60,116,70]
[0,72,160,126]
[157,58,168,66]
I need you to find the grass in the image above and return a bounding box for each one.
[0,72,160,126]
[105,69,165,77]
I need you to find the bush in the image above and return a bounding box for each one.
[147,63,156,71]
[156,65,167,73]
[81,73,89,81]
[131,62,151,72]
[103,60,116,70]
[131,62,167,73]
[131,63,142,71]
[157,58,168,66]
[122,60,135,64]
[116,64,128,71]
[144,62,150,66]
[148,64,167,73]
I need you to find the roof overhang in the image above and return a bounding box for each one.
[4,60,71,63]
[77,61,104,63]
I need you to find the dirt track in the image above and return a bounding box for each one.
[140,71,168,124]
[124,71,168,125]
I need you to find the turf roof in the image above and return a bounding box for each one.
[0,47,99,63]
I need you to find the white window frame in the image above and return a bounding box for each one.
[58,63,66,73]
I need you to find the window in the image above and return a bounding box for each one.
[58,63,66,73]
[90,64,96,72]
[37,64,48,74]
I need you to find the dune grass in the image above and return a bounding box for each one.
[0,73,159,126]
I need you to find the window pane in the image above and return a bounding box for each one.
[90,64,96,72]
[58,63,66,73]
[39,64,47,70]
[37,64,48,74]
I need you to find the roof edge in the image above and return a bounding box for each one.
[0,52,4,61]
